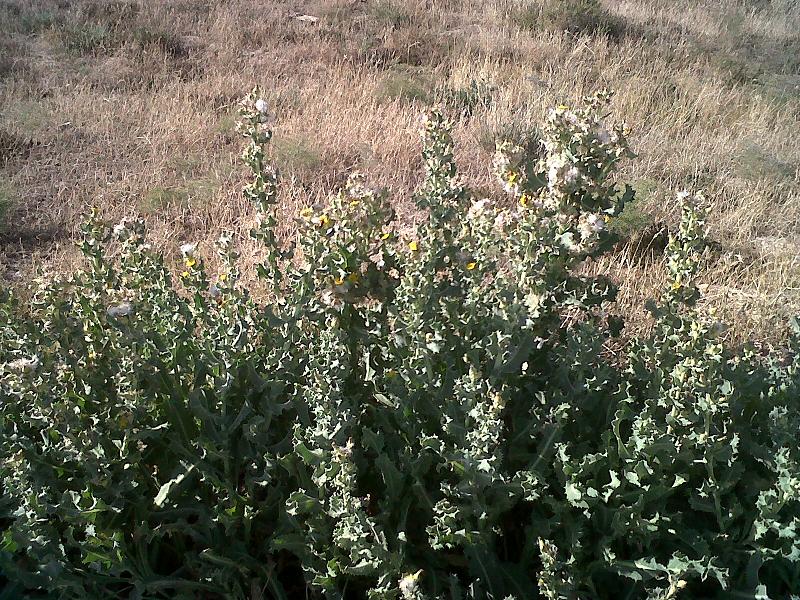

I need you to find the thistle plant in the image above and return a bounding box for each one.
[0,90,798,600]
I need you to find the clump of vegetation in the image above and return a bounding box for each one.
[57,22,114,55]
[140,177,218,213]
[0,89,798,599]
[130,26,183,57]
[273,136,323,176]
[370,0,412,29]
[0,177,14,232]
[514,0,625,37]
[477,116,543,157]
[435,79,495,118]
[607,180,658,237]
[375,69,433,104]
[0,37,28,79]
[0,128,34,163]
[0,2,63,34]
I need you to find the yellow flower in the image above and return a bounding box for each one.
[603,215,610,223]
[519,195,529,207]
[219,273,228,282]
[318,214,330,226]
[300,207,314,218]
[466,261,477,270]
[557,104,569,110]
[181,270,190,278]
[506,171,518,184]
[185,257,197,268]
[347,272,359,283]
[349,200,361,207]
[409,241,419,252]
[381,231,392,240]
[671,280,682,291]
[334,276,345,286]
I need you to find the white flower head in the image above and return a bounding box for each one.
[399,570,423,599]
[563,166,580,185]
[494,210,509,230]
[563,110,579,126]
[6,356,40,374]
[217,232,233,248]
[546,153,567,182]
[254,98,268,114]
[596,127,612,145]
[180,242,197,258]
[346,173,374,199]
[502,179,519,196]
[586,213,604,231]
[107,302,134,318]
[113,219,129,238]
[340,438,354,458]
[467,198,491,220]
[560,231,580,253]
[578,213,605,241]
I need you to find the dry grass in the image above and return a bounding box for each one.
[1,0,799,342]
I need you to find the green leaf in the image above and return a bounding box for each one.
[154,462,196,507]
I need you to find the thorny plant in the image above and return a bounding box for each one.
[0,88,798,599]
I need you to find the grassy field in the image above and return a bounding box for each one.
[1,0,799,341]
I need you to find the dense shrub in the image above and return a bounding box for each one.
[0,90,798,599]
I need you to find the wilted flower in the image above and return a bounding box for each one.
[180,242,197,258]
[494,211,509,230]
[399,570,423,599]
[546,153,574,190]
[563,166,580,185]
[493,142,526,197]
[113,220,129,238]
[501,171,521,195]
[6,356,40,374]
[586,213,604,232]
[320,289,342,307]
[560,231,580,253]
[339,438,354,458]
[107,302,134,318]
[578,213,605,240]
[217,232,233,248]
[467,198,491,220]
[254,98,268,114]
[346,173,374,198]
